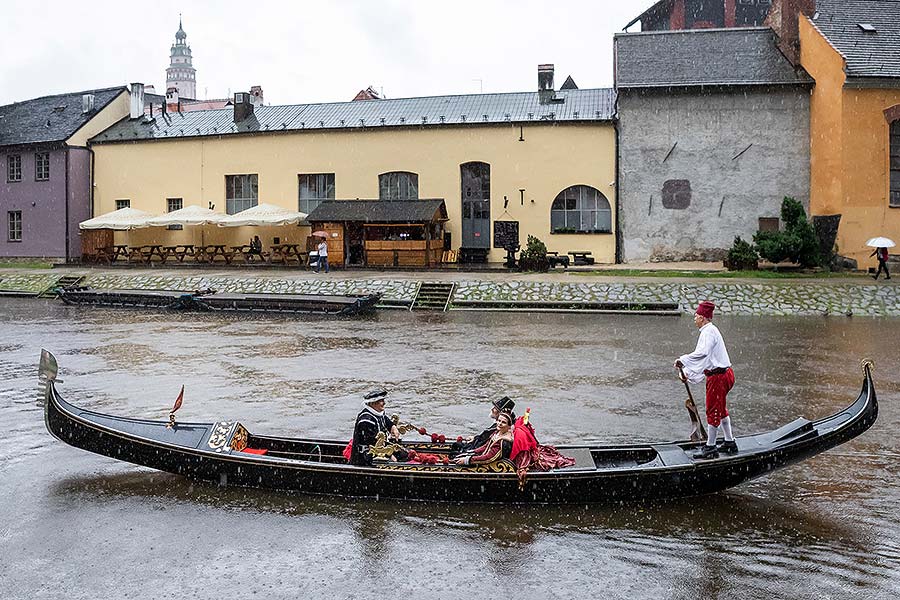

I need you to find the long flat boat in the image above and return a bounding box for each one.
[58,287,381,316]
[40,350,878,504]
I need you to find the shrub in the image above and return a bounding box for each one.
[753,197,822,267]
[518,235,549,272]
[725,236,759,271]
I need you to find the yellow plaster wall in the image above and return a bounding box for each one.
[66,91,130,147]
[92,122,617,263]
[801,17,900,266]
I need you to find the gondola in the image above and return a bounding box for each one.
[58,287,381,316]
[40,350,878,504]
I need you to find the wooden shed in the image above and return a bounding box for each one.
[307,199,449,268]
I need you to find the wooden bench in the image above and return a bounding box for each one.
[547,251,569,269]
[568,251,595,266]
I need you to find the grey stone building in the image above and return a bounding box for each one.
[614,27,812,262]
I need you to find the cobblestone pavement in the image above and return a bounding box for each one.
[1,266,897,316]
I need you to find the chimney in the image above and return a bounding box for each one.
[765,0,817,66]
[250,85,264,107]
[129,82,144,119]
[538,64,555,104]
[166,86,180,112]
[81,94,95,114]
[233,92,253,122]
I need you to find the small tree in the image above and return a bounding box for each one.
[725,236,759,271]
[753,197,822,267]
[518,235,549,272]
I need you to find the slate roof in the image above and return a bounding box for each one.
[90,88,616,144]
[615,27,811,88]
[0,86,126,147]
[306,199,448,223]
[811,0,900,80]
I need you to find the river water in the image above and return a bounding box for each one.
[1,299,898,599]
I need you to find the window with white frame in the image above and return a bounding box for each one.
[167,197,184,230]
[225,174,258,214]
[116,199,131,210]
[8,211,22,241]
[550,185,612,234]
[379,171,418,200]
[299,173,335,216]
[35,152,50,181]
[7,155,21,182]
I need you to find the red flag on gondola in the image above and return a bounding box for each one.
[172,385,184,414]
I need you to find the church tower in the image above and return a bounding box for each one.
[166,16,197,100]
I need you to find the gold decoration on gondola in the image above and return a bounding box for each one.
[391,413,424,436]
[229,424,249,452]
[208,421,235,452]
[375,459,516,473]
[860,358,875,374]
[366,431,404,460]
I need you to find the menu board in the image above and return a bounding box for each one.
[493,220,520,249]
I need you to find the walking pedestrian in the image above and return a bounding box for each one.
[674,301,737,459]
[315,236,329,273]
[870,246,891,280]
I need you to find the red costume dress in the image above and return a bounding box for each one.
[510,417,576,479]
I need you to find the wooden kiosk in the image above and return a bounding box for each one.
[307,199,448,268]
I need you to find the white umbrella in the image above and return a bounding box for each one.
[866,237,896,248]
[217,203,308,227]
[79,207,156,230]
[146,205,227,226]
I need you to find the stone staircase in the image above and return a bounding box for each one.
[39,274,85,298]
[410,282,455,311]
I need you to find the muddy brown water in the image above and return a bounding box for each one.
[1,299,898,599]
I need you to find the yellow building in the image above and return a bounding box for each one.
[798,1,900,267]
[90,70,617,266]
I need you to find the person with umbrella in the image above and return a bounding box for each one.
[312,231,329,274]
[867,237,894,280]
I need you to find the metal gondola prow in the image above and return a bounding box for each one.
[38,349,60,404]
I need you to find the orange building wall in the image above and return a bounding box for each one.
[800,16,900,267]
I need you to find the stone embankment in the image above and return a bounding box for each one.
[1,271,898,316]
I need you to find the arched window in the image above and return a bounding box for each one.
[379,171,418,201]
[550,185,611,233]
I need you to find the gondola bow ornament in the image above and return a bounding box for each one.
[167,385,184,429]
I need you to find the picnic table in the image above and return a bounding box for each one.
[163,244,195,262]
[111,245,129,262]
[141,245,169,264]
[270,243,304,265]
[231,245,268,263]
[568,251,595,266]
[547,251,570,269]
[197,244,235,264]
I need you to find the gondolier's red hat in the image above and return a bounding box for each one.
[696,301,715,320]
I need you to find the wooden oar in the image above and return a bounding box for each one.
[678,366,707,442]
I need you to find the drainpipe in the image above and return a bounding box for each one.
[614,101,622,264]
[87,145,95,218]
[65,147,70,263]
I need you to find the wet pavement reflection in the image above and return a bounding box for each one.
[1,299,898,599]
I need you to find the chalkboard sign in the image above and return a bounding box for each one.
[493,220,520,249]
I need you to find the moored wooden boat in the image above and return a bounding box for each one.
[39,350,878,504]
[58,287,381,316]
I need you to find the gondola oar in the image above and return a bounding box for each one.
[678,366,707,442]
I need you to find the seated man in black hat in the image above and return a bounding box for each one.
[349,388,409,466]
[451,396,516,457]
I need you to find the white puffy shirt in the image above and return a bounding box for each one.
[679,323,731,384]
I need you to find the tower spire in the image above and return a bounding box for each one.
[167,16,196,99]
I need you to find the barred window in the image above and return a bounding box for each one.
[379,171,418,201]
[890,120,900,208]
[7,155,21,182]
[550,185,612,234]
[299,173,335,215]
[35,152,50,181]
[225,174,258,214]
[166,198,184,230]
[8,211,22,242]
[115,199,131,210]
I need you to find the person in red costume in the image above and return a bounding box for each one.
[453,411,515,465]
[509,410,575,475]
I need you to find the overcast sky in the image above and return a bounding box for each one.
[0,0,654,106]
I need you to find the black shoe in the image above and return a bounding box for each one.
[693,445,719,460]
[718,440,739,455]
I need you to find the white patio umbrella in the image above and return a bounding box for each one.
[146,205,226,226]
[79,207,156,230]
[217,203,308,227]
[865,237,896,248]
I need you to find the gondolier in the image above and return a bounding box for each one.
[675,301,737,459]
[349,388,407,466]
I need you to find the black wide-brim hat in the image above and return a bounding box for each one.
[492,396,515,412]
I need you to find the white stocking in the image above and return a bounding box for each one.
[720,416,734,441]
[706,424,718,446]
